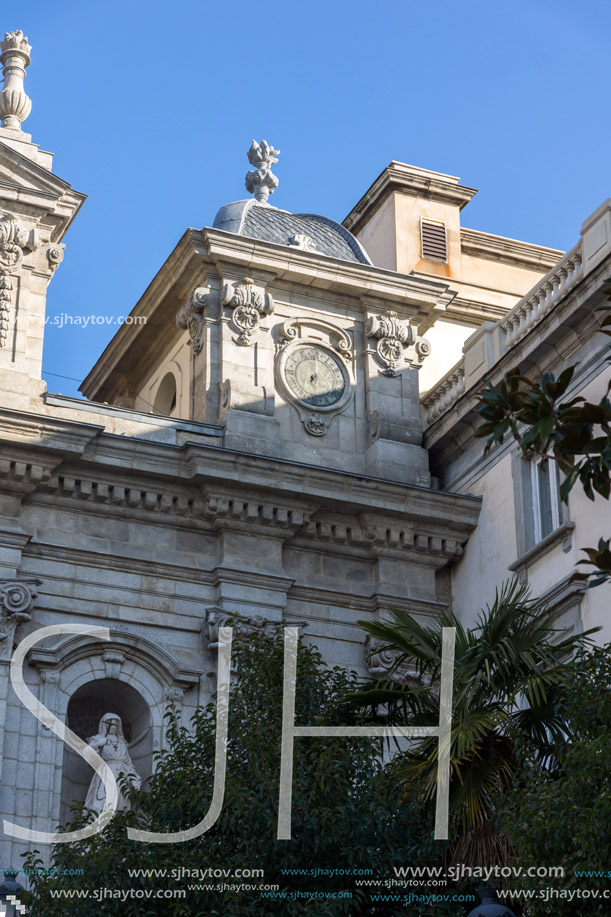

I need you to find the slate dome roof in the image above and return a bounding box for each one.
[212,199,372,266]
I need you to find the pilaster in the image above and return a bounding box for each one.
[363,303,431,485]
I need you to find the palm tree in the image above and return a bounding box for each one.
[349,579,597,864]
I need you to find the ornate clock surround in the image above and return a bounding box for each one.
[275,318,355,436]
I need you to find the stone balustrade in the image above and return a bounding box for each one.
[422,361,466,425]
[501,243,583,349]
[421,235,591,428]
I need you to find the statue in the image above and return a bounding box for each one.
[84,713,141,812]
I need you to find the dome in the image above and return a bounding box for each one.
[211,139,372,265]
[213,198,372,265]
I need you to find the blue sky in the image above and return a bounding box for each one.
[11,0,611,398]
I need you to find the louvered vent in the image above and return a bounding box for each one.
[420,219,447,262]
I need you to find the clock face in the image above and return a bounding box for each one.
[283,345,347,408]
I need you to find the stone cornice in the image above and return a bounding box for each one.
[298,513,470,564]
[0,407,102,454]
[44,393,224,438]
[8,424,481,547]
[287,584,444,618]
[181,440,482,531]
[0,409,102,496]
[344,161,478,236]
[202,227,453,310]
[209,566,294,594]
[460,227,563,271]
[442,295,508,325]
[0,140,86,241]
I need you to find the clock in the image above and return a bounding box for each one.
[282,345,347,409]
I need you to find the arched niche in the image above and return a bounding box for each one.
[28,630,202,834]
[153,371,177,415]
[60,678,151,824]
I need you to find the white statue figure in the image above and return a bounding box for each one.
[84,712,141,812]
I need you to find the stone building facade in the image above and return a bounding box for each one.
[0,29,609,873]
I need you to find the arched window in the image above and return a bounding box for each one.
[153,371,177,416]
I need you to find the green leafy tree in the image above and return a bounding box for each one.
[23,627,450,917]
[347,581,595,866]
[499,643,611,915]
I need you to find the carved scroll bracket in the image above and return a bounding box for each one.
[176,286,212,354]
[0,579,40,660]
[0,215,39,347]
[276,317,352,363]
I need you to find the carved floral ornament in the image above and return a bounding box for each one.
[0,579,40,660]
[223,277,274,346]
[366,310,431,375]
[176,286,211,354]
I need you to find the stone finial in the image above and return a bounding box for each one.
[0,30,32,131]
[245,139,280,203]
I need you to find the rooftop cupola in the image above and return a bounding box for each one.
[213,140,372,264]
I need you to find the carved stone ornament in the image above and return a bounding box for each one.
[204,608,307,653]
[204,608,272,655]
[244,139,280,204]
[288,234,317,252]
[176,286,211,354]
[364,634,416,683]
[276,318,352,363]
[366,311,414,375]
[46,245,64,271]
[0,30,32,131]
[164,685,185,705]
[366,310,431,375]
[0,579,40,660]
[275,320,354,437]
[102,651,125,679]
[0,215,38,347]
[305,413,328,436]
[223,276,274,346]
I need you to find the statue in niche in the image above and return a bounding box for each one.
[84,712,141,812]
